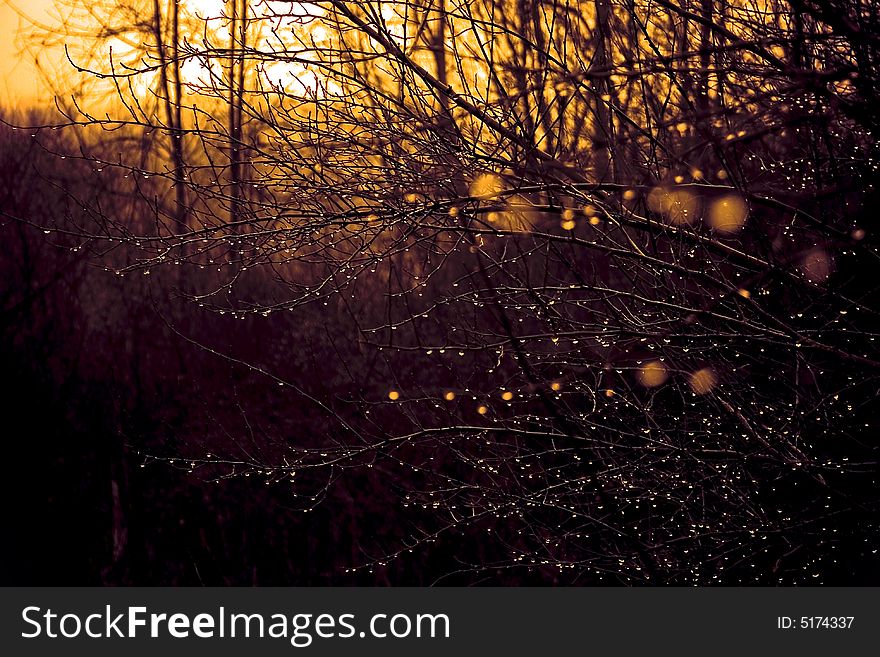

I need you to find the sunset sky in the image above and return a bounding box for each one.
[0,0,63,106]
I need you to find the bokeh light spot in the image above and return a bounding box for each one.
[638,360,668,387]
[707,194,748,233]
[469,173,505,201]
[689,368,718,395]
[800,247,834,283]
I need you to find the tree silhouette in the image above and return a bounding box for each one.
[4,0,878,584]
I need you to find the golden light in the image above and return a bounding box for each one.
[648,187,699,225]
[477,405,489,415]
[469,173,505,201]
[646,187,666,213]
[637,360,668,388]
[665,189,698,225]
[388,390,400,401]
[185,0,225,19]
[501,391,514,401]
[737,288,751,299]
[689,368,718,395]
[707,194,748,234]
[0,0,62,104]
[444,391,455,401]
[550,382,562,391]
[486,205,537,232]
[263,60,320,93]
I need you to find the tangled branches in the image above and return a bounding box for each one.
[8,0,880,584]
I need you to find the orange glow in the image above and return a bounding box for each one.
[0,1,57,105]
[648,186,699,225]
[689,368,717,395]
[469,173,504,201]
[707,194,748,234]
[637,360,668,388]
